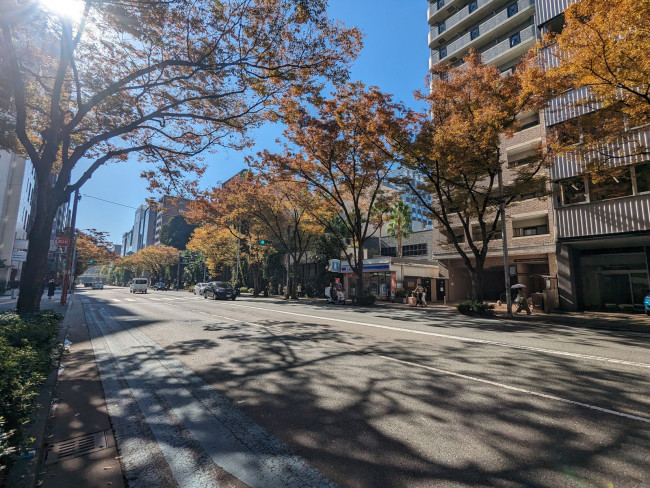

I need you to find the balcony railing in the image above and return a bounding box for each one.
[429,0,494,47]
[481,24,536,64]
[435,0,534,64]
[555,193,650,239]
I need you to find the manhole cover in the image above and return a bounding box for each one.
[45,430,112,464]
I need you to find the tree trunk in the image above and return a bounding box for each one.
[292,257,301,299]
[355,241,364,300]
[470,260,485,302]
[17,195,58,312]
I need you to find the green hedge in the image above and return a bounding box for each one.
[457,300,495,316]
[0,311,62,474]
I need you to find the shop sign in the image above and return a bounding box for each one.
[342,263,390,272]
[11,251,27,261]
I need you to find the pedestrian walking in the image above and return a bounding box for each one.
[296,283,302,297]
[9,278,19,299]
[515,290,531,314]
[414,284,427,307]
[47,279,57,300]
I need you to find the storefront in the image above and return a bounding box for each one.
[340,257,439,301]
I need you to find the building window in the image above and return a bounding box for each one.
[469,0,478,13]
[513,216,549,237]
[439,46,447,59]
[561,177,586,205]
[509,32,521,47]
[507,2,518,17]
[438,21,446,34]
[636,161,650,193]
[470,27,479,40]
[437,0,445,10]
[402,243,428,257]
[589,169,633,201]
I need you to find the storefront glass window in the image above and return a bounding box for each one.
[636,161,650,193]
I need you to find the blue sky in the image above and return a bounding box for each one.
[74,1,431,244]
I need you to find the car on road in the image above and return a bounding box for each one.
[84,282,93,287]
[130,278,148,294]
[203,281,236,300]
[153,282,168,291]
[92,282,104,289]
[193,282,208,295]
[644,290,650,315]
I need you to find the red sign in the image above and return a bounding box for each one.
[55,236,70,247]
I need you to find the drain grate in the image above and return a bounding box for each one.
[45,430,112,464]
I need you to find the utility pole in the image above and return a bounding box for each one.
[60,190,80,305]
[498,166,513,317]
[176,251,182,290]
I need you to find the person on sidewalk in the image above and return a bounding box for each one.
[414,284,427,307]
[47,279,57,300]
[9,278,19,299]
[515,290,531,315]
[296,283,302,297]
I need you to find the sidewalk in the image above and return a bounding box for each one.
[6,294,124,488]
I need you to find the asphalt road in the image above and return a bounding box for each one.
[79,286,650,488]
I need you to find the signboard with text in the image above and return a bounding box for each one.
[11,251,27,261]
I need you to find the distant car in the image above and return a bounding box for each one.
[194,282,208,295]
[153,282,168,291]
[84,282,93,288]
[644,291,650,316]
[130,278,148,294]
[203,281,236,300]
[92,282,104,289]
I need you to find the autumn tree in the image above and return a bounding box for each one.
[262,83,413,301]
[186,177,276,294]
[0,0,361,312]
[232,167,323,298]
[523,0,650,164]
[186,224,238,280]
[121,245,179,282]
[74,229,119,280]
[398,52,547,301]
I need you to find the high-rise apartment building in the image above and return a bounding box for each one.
[537,0,650,311]
[427,0,557,303]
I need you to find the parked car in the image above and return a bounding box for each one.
[644,290,650,316]
[153,282,168,291]
[92,282,104,289]
[203,281,236,300]
[194,282,208,295]
[130,278,148,294]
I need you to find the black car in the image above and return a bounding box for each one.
[153,282,168,291]
[203,281,236,300]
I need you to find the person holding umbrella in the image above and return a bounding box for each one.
[512,284,531,314]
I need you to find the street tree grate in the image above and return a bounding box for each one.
[45,430,112,464]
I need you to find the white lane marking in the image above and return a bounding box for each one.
[158,301,650,425]
[377,354,650,424]
[224,303,650,369]
[125,298,137,302]
[111,298,121,302]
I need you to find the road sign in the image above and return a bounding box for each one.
[328,259,341,272]
[55,236,71,247]
[11,251,27,261]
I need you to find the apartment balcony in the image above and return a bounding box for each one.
[555,193,650,239]
[427,0,464,25]
[482,24,536,65]
[429,0,503,48]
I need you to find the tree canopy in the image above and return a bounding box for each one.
[1,0,361,312]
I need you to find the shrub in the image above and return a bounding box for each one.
[248,287,254,294]
[457,301,494,316]
[0,311,62,473]
[358,293,376,306]
[394,288,408,299]
[239,287,249,294]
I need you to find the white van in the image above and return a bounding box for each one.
[130,278,148,294]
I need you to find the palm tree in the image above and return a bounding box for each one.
[386,201,412,258]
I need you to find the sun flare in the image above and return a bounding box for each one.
[40,0,86,22]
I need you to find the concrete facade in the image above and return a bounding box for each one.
[427,0,556,304]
